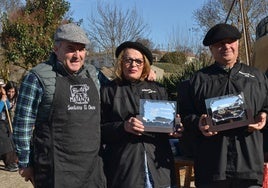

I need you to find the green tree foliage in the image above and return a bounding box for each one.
[159,62,205,100]
[1,0,70,69]
[160,51,187,65]
[0,0,22,81]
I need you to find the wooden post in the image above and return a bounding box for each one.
[239,0,250,65]
[4,101,13,133]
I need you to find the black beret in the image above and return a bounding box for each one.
[115,41,153,65]
[203,23,242,46]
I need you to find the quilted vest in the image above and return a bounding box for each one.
[31,53,100,122]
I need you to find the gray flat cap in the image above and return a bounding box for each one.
[54,23,90,45]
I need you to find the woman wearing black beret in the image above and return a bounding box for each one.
[100,41,182,188]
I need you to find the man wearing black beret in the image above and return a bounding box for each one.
[186,23,268,187]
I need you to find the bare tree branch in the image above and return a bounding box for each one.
[193,0,268,63]
[87,2,149,58]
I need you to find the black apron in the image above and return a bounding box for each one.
[33,75,106,188]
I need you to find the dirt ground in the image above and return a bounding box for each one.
[0,160,195,188]
[0,161,32,188]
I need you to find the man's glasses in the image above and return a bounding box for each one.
[123,57,144,67]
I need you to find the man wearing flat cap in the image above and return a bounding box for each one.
[13,23,106,188]
[185,23,268,187]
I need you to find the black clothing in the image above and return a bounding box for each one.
[203,23,241,46]
[33,64,106,188]
[197,179,261,188]
[188,62,268,186]
[177,80,195,158]
[0,120,13,155]
[0,106,17,168]
[101,80,177,188]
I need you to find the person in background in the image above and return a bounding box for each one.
[100,41,182,188]
[0,84,18,172]
[187,23,268,188]
[13,23,106,188]
[4,81,19,121]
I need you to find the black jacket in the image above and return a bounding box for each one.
[100,80,177,188]
[188,62,268,186]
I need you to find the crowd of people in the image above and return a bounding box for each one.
[0,22,266,188]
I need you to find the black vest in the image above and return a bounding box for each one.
[31,55,106,188]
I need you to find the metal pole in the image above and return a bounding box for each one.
[239,0,250,65]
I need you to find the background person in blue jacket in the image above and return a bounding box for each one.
[0,84,18,172]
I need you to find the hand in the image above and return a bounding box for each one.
[248,112,267,132]
[1,94,7,101]
[169,114,183,138]
[124,117,144,136]
[147,69,156,81]
[0,87,7,101]
[19,167,35,186]
[199,114,217,136]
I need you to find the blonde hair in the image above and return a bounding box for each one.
[114,48,151,82]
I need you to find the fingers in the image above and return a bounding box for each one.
[29,177,35,186]
[169,127,183,137]
[248,121,265,131]
[19,167,34,184]
[199,114,217,136]
[147,69,156,81]
[24,176,35,186]
[171,116,183,138]
[124,117,144,135]
[200,125,217,136]
[248,112,267,132]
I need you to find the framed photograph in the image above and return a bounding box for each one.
[137,99,177,133]
[205,93,254,132]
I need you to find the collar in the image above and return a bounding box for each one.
[215,61,239,72]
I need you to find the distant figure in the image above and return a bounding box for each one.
[4,81,19,121]
[0,83,18,172]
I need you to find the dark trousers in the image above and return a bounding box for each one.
[1,150,17,166]
[197,179,262,188]
[0,120,18,167]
